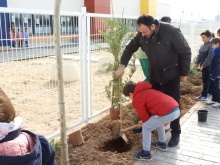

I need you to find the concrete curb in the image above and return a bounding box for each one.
[165,101,204,141]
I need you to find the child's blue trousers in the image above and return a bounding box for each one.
[142,107,180,151]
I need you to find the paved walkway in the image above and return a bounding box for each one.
[135,102,220,165]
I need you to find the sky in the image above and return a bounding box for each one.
[167,0,220,21]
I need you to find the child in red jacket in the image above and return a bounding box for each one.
[123,81,180,160]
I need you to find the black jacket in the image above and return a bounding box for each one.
[121,21,191,84]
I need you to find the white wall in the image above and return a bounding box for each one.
[111,0,140,16]
[7,0,84,12]
[157,2,171,20]
[7,0,171,19]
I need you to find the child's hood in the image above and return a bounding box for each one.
[213,46,220,53]
[134,82,152,95]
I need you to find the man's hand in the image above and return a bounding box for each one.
[194,65,198,69]
[181,76,188,82]
[196,66,202,70]
[115,65,126,78]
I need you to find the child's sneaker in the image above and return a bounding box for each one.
[133,150,152,160]
[196,96,208,101]
[151,141,167,151]
[132,127,142,133]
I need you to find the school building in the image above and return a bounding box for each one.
[0,0,171,46]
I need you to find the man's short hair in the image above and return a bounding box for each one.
[137,14,155,27]
[123,81,136,96]
[211,38,220,45]
[200,30,212,37]
[217,29,220,34]
[160,16,171,23]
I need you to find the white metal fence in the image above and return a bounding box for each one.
[0,7,220,140]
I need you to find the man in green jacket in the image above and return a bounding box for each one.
[137,48,150,82]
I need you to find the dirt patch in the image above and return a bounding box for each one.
[180,75,202,117]
[99,137,133,153]
[55,75,202,165]
[56,105,158,165]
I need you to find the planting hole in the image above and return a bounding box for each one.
[99,137,132,153]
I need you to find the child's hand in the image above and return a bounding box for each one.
[138,120,143,127]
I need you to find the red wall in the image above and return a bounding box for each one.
[84,0,110,14]
[84,0,110,39]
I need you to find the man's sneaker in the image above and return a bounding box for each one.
[212,103,220,108]
[168,136,180,147]
[151,141,167,151]
[133,150,152,160]
[196,96,208,101]
[206,101,217,105]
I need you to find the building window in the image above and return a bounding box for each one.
[23,14,33,35]
[43,15,51,34]
[34,14,52,35]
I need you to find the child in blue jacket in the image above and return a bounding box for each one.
[210,38,220,108]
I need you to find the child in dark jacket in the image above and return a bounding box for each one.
[195,30,213,101]
[123,81,180,160]
[210,38,220,108]
[0,88,56,165]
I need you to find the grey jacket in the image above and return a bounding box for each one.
[195,42,213,68]
[120,21,191,84]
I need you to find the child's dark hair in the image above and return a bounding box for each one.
[217,29,220,34]
[160,16,171,23]
[200,30,211,37]
[123,81,136,96]
[211,38,220,45]
[211,32,215,38]
[137,14,156,27]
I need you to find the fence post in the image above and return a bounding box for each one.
[87,15,92,118]
[78,9,84,123]
[190,22,195,56]
[80,7,89,121]
[54,0,69,164]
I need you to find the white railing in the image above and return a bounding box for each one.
[0,7,220,140]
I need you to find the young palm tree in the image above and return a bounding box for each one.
[100,18,136,111]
